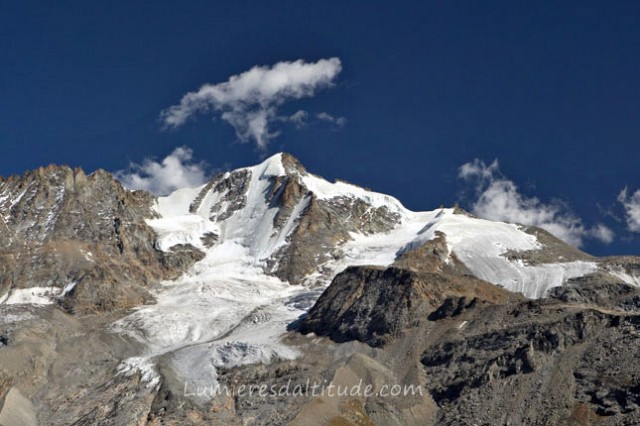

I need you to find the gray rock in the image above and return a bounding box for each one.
[0,165,203,313]
[299,264,518,347]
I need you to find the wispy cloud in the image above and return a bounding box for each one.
[618,187,640,232]
[278,110,346,130]
[115,146,209,196]
[280,110,309,129]
[160,58,343,148]
[316,112,347,127]
[459,159,614,247]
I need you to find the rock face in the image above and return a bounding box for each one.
[299,265,518,346]
[298,232,518,346]
[301,255,640,424]
[0,165,203,312]
[420,297,640,424]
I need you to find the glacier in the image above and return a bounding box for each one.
[109,153,602,393]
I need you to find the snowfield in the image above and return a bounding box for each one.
[107,153,609,393]
[0,287,61,306]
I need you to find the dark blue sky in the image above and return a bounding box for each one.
[2,1,639,255]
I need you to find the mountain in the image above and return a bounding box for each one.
[1,153,640,425]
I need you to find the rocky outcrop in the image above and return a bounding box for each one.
[269,193,401,284]
[299,265,518,346]
[548,272,638,308]
[0,165,203,312]
[418,296,640,425]
[295,255,640,424]
[393,231,471,275]
[298,231,519,346]
[503,225,595,264]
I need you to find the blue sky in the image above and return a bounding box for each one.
[1,1,639,255]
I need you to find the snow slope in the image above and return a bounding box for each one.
[111,153,605,393]
[0,287,61,305]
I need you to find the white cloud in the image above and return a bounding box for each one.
[586,223,615,244]
[115,147,209,196]
[458,158,500,181]
[618,187,640,232]
[160,58,343,148]
[316,112,347,127]
[458,159,614,247]
[281,110,309,129]
[278,110,346,130]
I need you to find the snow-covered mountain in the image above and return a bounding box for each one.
[106,153,637,391]
[2,153,640,424]
[141,152,635,297]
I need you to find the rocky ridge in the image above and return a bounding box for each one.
[0,166,203,312]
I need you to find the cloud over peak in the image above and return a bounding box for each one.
[618,187,640,232]
[115,146,209,196]
[459,159,614,247]
[160,58,343,148]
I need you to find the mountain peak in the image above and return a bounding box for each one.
[279,152,307,175]
[248,152,307,179]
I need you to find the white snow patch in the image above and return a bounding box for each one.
[117,356,162,390]
[111,257,310,395]
[254,152,286,178]
[0,287,61,305]
[0,311,36,324]
[609,269,640,287]
[303,209,598,298]
[399,211,598,298]
[149,153,293,256]
[302,173,407,214]
[146,215,219,251]
[155,185,205,217]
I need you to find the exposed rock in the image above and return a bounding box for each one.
[269,193,400,284]
[417,298,640,425]
[393,231,471,275]
[549,273,637,307]
[0,166,203,312]
[299,265,518,346]
[0,387,37,426]
[199,231,218,248]
[183,152,401,284]
[503,225,594,265]
[206,169,252,222]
